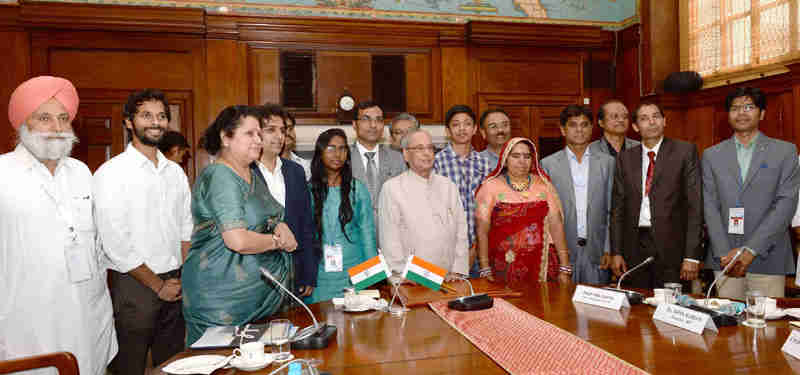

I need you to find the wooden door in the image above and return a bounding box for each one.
[72,102,124,173]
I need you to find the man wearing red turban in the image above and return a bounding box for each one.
[0,76,117,375]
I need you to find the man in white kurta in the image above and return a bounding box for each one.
[0,76,117,375]
[378,130,469,277]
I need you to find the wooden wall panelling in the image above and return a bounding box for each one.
[316,51,372,116]
[29,30,205,179]
[441,46,469,116]
[587,49,614,141]
[616,24,641,115]
[405,53,431,115]
[206,38,248,123]
[0,30,30,154]
[247,47,280,108]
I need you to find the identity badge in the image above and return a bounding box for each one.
[323,244,343,273]
[728,207,744,235]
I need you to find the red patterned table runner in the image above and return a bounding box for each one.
[429,298,649,375]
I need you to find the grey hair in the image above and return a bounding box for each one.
[400,129,430,149]
[390,112,420,130]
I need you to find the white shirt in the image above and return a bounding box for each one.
[257,157,286,207]
[0,144,117,375]
[378,170,469,275]
[639,138,663,228]
[93,144,193,274]
[356,140,380,172]
[289,151,311,181]
[566,146,589,238]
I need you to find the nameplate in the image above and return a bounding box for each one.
[652,304,717,334]
[572,285,630,310]
[782,329,800,360]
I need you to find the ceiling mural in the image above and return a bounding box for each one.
[15,0,638,27]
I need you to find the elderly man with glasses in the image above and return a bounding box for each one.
[378,129,469,280]
[588,99,640,158]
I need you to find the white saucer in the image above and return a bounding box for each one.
[230,355,273,372]
[785,308,800,320]
[766,308,786,320]
[162,355,228,375]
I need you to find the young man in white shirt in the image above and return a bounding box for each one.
[94,89,193,375]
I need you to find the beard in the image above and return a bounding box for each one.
[133,125,165,147]
[18,124,78,161]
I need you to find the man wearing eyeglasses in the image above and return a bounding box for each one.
[94,89,192,375]
[703,87,799,300]
[350,101,407,244]
[478,108,511,170]
[388,112,419,151]
[610,102,703,289]
[378,129,469,279]
[588,99,640,158]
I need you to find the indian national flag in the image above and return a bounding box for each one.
[402,255,447,291]
[348,254,390,291]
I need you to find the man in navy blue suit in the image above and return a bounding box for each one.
[257,104,319,297]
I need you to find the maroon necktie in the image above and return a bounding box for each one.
[645,151,656,195]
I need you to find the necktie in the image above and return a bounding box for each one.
[645,151,655,195]
[365,151,377,200]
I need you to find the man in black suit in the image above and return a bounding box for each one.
[610,102,704,289]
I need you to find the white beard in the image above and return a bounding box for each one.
[18,124,78,161]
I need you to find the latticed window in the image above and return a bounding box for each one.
[682,0,799,77]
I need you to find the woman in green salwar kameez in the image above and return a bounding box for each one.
[182,105,299,345]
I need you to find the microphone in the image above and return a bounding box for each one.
[602,256,655,305]
[617,256,655,290]
[259,267,336,349]
[447,275,493,311]
[704,248,745,304]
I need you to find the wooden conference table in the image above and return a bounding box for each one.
[160,282,800,374]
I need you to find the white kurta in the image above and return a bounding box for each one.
[378,169,469,275]
[0,145,117,375]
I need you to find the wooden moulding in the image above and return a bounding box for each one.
[19,1,205,34]
[467,21,613,49]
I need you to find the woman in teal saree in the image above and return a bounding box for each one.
[182,105,299,345]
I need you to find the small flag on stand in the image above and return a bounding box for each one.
[402,255,447,291]
[348,254,390,291]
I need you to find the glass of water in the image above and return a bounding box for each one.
[269,319,292,361]
[743,290,766,328]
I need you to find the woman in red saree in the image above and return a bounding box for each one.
[475,137,571,285]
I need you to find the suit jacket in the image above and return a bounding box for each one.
[702,134,799,274]
[349,143,407,207]
[254,158,320,288]
[588,137,640,157]
[610,137,703,268]
[541,148,615,266]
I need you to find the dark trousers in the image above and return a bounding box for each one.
[625,228,682,290]
[110,269,185,375]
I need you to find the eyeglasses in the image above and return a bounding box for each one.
[137,111,168,122]
[730,104,757,113]
[605,113,629,121]
[324,145,349,154]
[358,116,384,124]
[636,113,663,123]
[391,128,410,136]
[405,145,436,153]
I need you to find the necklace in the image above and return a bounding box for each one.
[505,174,531,192]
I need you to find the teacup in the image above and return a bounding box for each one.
[764,297,777,315]
[653,288,670,304]
[234,341,265,364]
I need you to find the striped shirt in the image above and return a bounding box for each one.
[433,144,492,247]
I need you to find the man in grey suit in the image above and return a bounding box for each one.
[703,87,800,299]
[542,105,615,284]
[588,99,639,158]
[349,100,407,242]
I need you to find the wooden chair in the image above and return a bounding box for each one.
[0,352,79,375]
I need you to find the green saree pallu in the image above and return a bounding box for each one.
[182,163,291,346]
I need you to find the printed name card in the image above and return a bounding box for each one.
[652,303,717,334]
[572,285,630,310]
[782,330,800,360]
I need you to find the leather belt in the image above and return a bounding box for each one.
[577,238,587,247]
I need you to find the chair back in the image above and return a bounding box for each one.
[0,352,79,375]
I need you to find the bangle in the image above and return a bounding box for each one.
[479,267,493,278]
[558,265,573,275]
